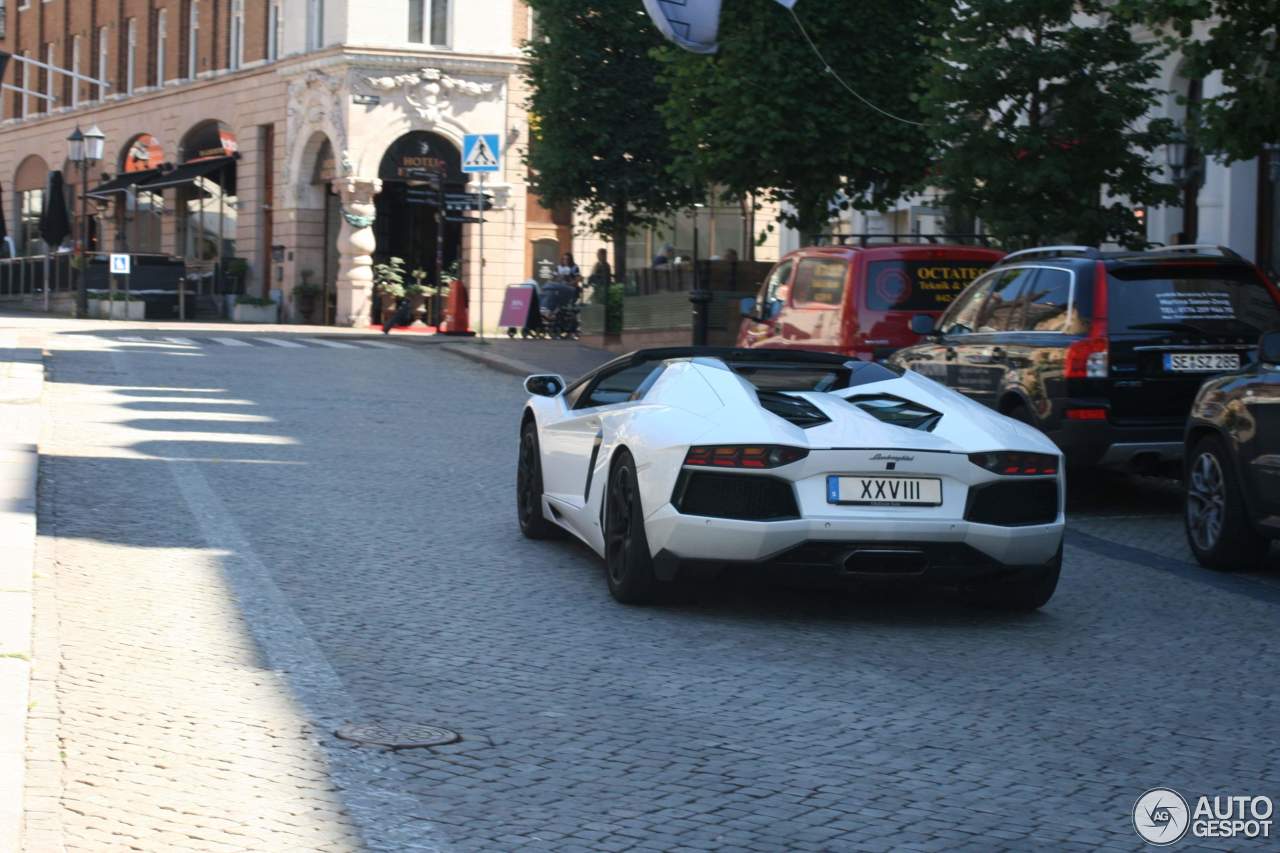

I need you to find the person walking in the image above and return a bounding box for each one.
[556,252,583,300]
[587,248,612,301]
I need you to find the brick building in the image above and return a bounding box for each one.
[0,0,569,328]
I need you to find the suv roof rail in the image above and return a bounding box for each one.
[1131,244,1244,260]
[814,232,999,248]
[997,245,1101,264]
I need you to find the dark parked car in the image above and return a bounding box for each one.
[889,245,1280,470]
[1183,330,1280,569]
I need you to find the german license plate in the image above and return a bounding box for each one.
[1163,353,1240,372]
[827,475,942,506]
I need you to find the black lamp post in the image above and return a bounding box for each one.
[68,124,105,317]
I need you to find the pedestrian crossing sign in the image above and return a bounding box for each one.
[462,134,500,173]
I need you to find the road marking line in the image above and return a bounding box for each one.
[254,338,307,348]
[163,337,197,345]
[304,338,357,349]
[355,340,401,349]
[210,338,254,347]
[119,336,150,342]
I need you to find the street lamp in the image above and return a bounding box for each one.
[68,124,105,317]
[1165,131,1201,188]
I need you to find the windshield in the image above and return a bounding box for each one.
[1107,265,1279,337]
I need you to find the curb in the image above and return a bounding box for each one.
[0,336,42,853]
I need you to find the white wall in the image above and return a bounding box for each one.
[340,0,516,54]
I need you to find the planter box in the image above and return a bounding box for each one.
[232,302,279,324]
[87,299,105,319]
[106,301,146,320]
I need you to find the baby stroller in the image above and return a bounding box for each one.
[537,281,581,340]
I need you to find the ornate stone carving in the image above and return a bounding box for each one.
[362,67,497,124]
[284,69,350,190]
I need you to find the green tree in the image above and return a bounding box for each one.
[924,1,1178,248]
[1139,0,1280,162]
[523,0,694,282]
[655,0,934,240]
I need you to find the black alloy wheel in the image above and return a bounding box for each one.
[1184,435,1269,570]
[604,450,658,604]
[517,422,557,539]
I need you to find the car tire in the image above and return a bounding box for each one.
[604,450,658,604]
[1184,435,1269,571]
[966,545,1062,611]
[516,421,558,539]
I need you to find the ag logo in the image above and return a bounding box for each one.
[1134,788,1190,845]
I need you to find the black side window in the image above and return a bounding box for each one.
[576,362,663,409]
[978,268,1037,332]
[1020,269,1082,333]
[939,273,997,335]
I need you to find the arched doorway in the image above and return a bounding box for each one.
[13,154,51,257]
[374,131,464,324]
[296,131,341,324]
[116,133,165,253]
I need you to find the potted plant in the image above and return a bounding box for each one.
[232,295,279,324]
[292,270,323,323]
[223,257,250,293]
[373,257,407,325]
[406,268,432,325]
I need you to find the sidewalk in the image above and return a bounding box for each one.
[0,331,42,853]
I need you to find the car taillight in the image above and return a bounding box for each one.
[1065,337,1108,379]
[969,451,1059,476]
[684,445,809,469]
[1066,407,1107,421]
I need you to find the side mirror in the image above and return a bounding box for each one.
[1260,330,1280,366]
[739,296,758,318]
[524,374,566,397]
[910,315,936,336]
[765,299,784,321]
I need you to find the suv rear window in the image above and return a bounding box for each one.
[1107,265,1280,336]
[865,260,994,311]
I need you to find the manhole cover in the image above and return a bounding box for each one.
[334,723,460,749]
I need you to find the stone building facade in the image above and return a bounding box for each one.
[0,0,552,330]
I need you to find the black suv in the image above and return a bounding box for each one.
[889,245,1280,470]
[1184,331,1280,569]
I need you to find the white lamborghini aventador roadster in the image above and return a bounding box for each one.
[517,348,1065,609]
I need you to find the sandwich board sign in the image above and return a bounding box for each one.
[110,253,131,275]
[462,134,500,173]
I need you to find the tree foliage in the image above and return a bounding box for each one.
[923,0,1178,248]
[523,1,694,279]
[654,0,934,239]
[1139,0,1280,162]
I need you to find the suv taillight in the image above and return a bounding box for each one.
[1065,337,1108,379]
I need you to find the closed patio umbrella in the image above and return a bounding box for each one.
[39,170,72,249]
[0,180,9,258]
[38,171,73,310]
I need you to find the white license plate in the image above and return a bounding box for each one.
[827,475,942,506]
[1163,353,1240,372]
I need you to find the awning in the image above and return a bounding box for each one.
[87,168,163,198]
[142,156,235,191]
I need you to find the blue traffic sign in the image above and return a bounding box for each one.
[462,134,500,173]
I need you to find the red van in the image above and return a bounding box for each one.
[736,243,1006,360]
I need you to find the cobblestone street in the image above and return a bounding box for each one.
[12,319,1280,852]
